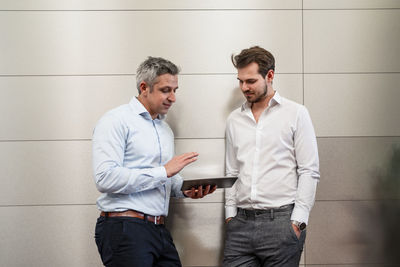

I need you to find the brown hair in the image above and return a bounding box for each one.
[231,46,275,78]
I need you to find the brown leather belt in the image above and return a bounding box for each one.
[100,210,165,225]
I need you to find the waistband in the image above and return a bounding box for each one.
[100,210,165,225]
[237,204,294,217]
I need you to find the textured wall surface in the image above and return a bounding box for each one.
[1,0,399,266]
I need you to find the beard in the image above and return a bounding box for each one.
[245,84,268,103]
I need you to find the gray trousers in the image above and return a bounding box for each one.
[223,205,306,267]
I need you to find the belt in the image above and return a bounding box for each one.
[100,210,165,225]
[238,204,294,219]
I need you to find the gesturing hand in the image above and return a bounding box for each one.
[164,152,199,178]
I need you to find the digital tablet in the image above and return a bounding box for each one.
[181,176,238,191]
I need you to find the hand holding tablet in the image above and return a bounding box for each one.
[181,176,238,191]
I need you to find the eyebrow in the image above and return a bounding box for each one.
[237,77,257,82]
[160,86,178,90]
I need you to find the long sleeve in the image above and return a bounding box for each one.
[170,174,185,198]
[225,121,240,219]
[290,106,320,224]
[92,114,168,194]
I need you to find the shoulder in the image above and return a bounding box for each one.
[278,96,310,117]
[278,97,314,132]
[94,104,131,131]
[227,106,243,124]
[280,96,303,110]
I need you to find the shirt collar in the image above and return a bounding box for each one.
[241,91,282,112]
[129,96,165,120]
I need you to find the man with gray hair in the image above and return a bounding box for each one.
[93,56,216,267]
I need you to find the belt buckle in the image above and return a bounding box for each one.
[154,216,160,225]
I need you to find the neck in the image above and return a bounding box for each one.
[252,90,275,111]
[137,95,158,119]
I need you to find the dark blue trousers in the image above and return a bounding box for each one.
[95,216,182,267]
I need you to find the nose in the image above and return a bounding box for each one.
[168,91,176,102]
[241,82,249,91]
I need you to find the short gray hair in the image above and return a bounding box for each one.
[136,57,180,94]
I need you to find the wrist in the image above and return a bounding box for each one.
[164,166,174,178]
[291,220,306,231]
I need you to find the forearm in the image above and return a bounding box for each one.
[224,185,238,219]
[94,163,168,194]
[291,174,319,224]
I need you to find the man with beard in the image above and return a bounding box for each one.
[223,46,320,267]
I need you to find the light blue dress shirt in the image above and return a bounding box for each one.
[92,97,184,216]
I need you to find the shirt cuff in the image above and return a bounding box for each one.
[174,178,185,198]
[156,166,168,184]
[225,205,238,219]
[290,205,310,225]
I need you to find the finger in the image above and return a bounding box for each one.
[188,156,198,163]
[181,152,198,158]
[175,153,190,161]
[198,185,203,198]
[182,155,198,166]
[210,185,217,193]
[203,184,211,195]
[191,187,198,199]
[183,190,191,197]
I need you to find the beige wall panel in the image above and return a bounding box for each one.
[317,137,400,201]
[168,74,303,138]
[174,138,225,203]
[167,202,225,266]
[0,11,302,75]
[0,76,134,140]
[0,0,301,10]
[0,205,102,267]
[304,10,400,73]
[0,141,99,205]
[0,74,301,140]
[167,75,240,139]
[305,74,400,136]
[306,201,386,265]
[304,0,400,9]
[175,138,225,178]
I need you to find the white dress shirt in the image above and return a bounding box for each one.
[225,91,320,224]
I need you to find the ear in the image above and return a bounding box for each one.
[139,81,149,96]
[266,69,274,83]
